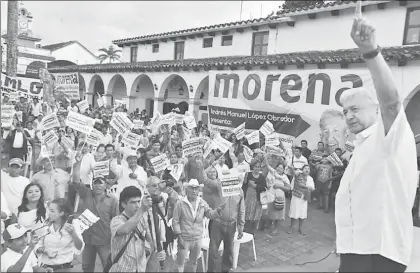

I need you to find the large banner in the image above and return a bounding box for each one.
[53,73,80,100]
[1,72,43,98]
[208,70,377,152]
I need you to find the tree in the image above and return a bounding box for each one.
[281,0,324,10]
[98,45,122,64]
[6,0,19,77]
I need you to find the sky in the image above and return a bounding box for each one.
[1,1,283,55]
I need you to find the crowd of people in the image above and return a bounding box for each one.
[0,93,353,272]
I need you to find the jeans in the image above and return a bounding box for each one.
[207,221,236,273]
[82,244,110,273]
[174,238,201,273]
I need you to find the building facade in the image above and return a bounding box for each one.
[48,0,420,151]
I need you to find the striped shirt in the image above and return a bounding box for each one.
[109,213,148,272]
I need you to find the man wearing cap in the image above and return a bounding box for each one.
[31,155,70,203]
[115,149,148,196]
[71,161,119,273]
[1,158,30,215]
[172,179,226,272]
[1,224,50,273]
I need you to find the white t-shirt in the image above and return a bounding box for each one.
[12,131,24,148]
[1,171,30,215]
[80,153,95,186]
[335,108,418,266]
[291,155,308,170]
[1,247,38,273]
[31,103,42,117]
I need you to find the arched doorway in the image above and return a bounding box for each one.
[130,75,154,116]
[159,74,189,114]
[79,74,86,100]
[194,76,209,124]
[108,74,127,107]
[89,75,105,108]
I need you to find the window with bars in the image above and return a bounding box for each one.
[221,35,233,46]
[252,31,269,56]
[130,46,138,62]
[203,37,213,48]
[152,44,159,53]
[404,7,420,45]
[174,41,184,60]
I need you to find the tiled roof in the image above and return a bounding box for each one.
[277,0,392,15]
[42,41,77,51]
[48,45,420,73]
[112,17,292,45]
[112,0,392,45]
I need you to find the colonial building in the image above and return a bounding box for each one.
[48,0,420,152]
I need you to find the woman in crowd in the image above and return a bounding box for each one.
[94,144,106,161]
[288,165,315,235]
[265,163,290,236]
[214,153,230,178]
[65,127,77,148]
[242,159,267,236]
[35,198,84,272]
[17,183,48,231]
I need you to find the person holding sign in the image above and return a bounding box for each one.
[35,198,84,272]
[334,3,418,272]
[172,179,226,273]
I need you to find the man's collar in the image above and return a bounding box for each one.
[356,123,377,144]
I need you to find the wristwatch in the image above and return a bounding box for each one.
[362,46,381,60]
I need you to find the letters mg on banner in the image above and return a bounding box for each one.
[53,73,80,100]
[208,70,376,152]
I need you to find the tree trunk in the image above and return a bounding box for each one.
[6,0,19,77]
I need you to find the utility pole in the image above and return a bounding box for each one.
[6,0,19,77]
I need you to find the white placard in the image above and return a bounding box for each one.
[246,131,260,145]
[42,113,60,131]
[53,72,80,100]
[182,137,202,158]
[77,100,89,113]
[66,111,95,134]
[121,131,141,148]
[243,145,253,163]
[168,163,184,182]
[86,128,104,146]
[232,122,245,140]
[259,120,274,137]
[213,134,233,154]
[221,173,241,197]
[133,119,144,130]
[43,130,59,147]
[93,160,110,177]
[265,133,279,147]
[203,140,214,159]
[174,114,184,125]
[183,115,197,129]
[265,145,284,157]
[110,112,134,136]
[97,96,104,107]
[77,209,100,234]
[1,105,15,128]
[150,154,170,173]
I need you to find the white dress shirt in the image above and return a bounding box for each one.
[1,171,30,215]
[116,163,147,196]
[80,153,95,187]
[335,108,418,266]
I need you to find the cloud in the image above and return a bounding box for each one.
[1,1,282,56]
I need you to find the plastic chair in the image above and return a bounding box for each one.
[232,231,257,269]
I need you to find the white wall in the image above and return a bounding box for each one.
[118,1,415,62]
[51,42,99,65]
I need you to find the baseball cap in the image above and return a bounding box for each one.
[9,158,24,167]
[93,176,106,184]
[3,223,30,241]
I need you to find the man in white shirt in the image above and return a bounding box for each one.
[1,224,49,273]
[115,150,147,196]
[1,158,30,215]
[30,97,43,117]
[290,147,308,170]
[335,8,418,272]
[77,141,95,187]
[67,100,79,112]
